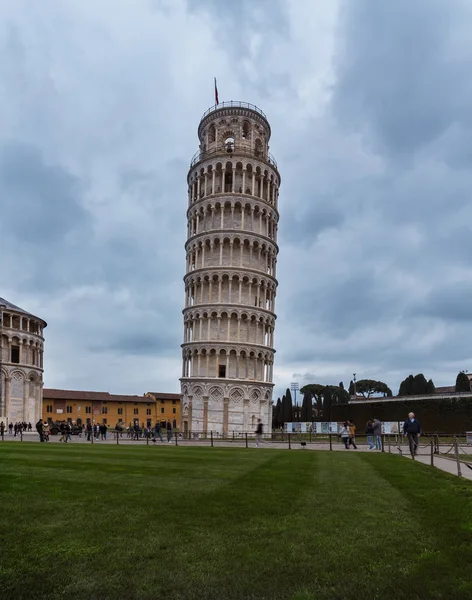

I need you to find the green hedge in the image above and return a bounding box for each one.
[331,397,472,433]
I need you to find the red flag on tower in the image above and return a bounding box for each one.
[214,77,219,105]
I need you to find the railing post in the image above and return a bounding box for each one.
[116,431,119,445]
[430,440,434,467]
[454,436,462,477]
[381,435,385,453]
[175,432,178,446]
[146,434,149,445]
[20,430,23,442]
[245,432,248,448]
[329,433,332,451]
[288,433,291,450]
[388,434,391,453]
[232,431,235,442]
[211,431,213,447]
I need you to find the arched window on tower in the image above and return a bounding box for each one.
[208,124,216,143]
[255,138,263,157]
[225,137,235,153]
[242,121,250,139]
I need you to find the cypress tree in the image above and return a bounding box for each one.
[455,371,471,393]
[412,373,428,395]
[285,389,293,422]
[348,380,355,395]
[301,392,312,421]
[425,379,435,394]
[275,398,282,427]
[282,393,293,424]
[404,375,414,395]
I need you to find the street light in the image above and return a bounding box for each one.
[290,382,299,406]
[353,373,357,396]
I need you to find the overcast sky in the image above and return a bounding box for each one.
[1,0,472,400]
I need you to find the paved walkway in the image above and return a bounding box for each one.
[402,450,472,480]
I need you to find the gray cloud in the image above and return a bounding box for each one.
[1,0,472,400]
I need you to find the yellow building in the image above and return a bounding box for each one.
[42,389,180,429]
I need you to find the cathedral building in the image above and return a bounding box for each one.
[0,297,46,424]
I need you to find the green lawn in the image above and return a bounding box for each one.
[1,444,472,600]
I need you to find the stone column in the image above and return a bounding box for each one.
[5,377,11,424]
[223,397,229,435]
[243,398,249,431]
[203,396,209,433]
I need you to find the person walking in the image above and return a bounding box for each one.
[347,420,357,449]
[340,422,350,449]
[86,421,92,442]
[372,418,382,450]
[152,422,163,443]
[8,422,13,435]
[0,421,4,439]
[166,420,172,443]
[42,420,50,442]
[365,420,375,450]
[36,419,44,442]
[403,412,421,457]
[65,422,72,443]
[255,419,263,447]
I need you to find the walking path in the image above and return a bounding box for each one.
[402,451,472,480]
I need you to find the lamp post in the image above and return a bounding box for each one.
[0,304,6,421]
[291,382,299,421]
[353,373,357,396]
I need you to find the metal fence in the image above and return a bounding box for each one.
[3,428,471,453]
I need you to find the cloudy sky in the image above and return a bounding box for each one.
[1,0,472,400]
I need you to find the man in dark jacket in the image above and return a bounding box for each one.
[403,412,421,456]
[36,419,44,442]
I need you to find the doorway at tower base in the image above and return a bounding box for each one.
[180,380,273,435]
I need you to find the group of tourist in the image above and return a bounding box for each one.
[339,413,422,456]
[0,421,33,436]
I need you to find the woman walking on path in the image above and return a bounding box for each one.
[347,421,357,449]
[166,421,172,443]
[365,420,375,450]
[340,422,350,449]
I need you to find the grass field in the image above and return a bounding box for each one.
[1,444,472,600]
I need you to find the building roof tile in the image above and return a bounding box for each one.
[43,389,154,403]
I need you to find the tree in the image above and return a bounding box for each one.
[322,386,332,420]
[301,392,312,421]
[339,381,345,390]
[348,380,355,395]
[285,388,294,421]
[412,373,428,395]
[399,374,436,396]
[455,371,471,393]
[355,379,392,398]
[274,398,282,428]
[300,384,324,417]
[282,391,293,424]
[425,379,435,394]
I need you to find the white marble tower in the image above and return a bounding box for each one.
[180,101,280,435]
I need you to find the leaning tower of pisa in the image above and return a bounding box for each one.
[180,101,280,435]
